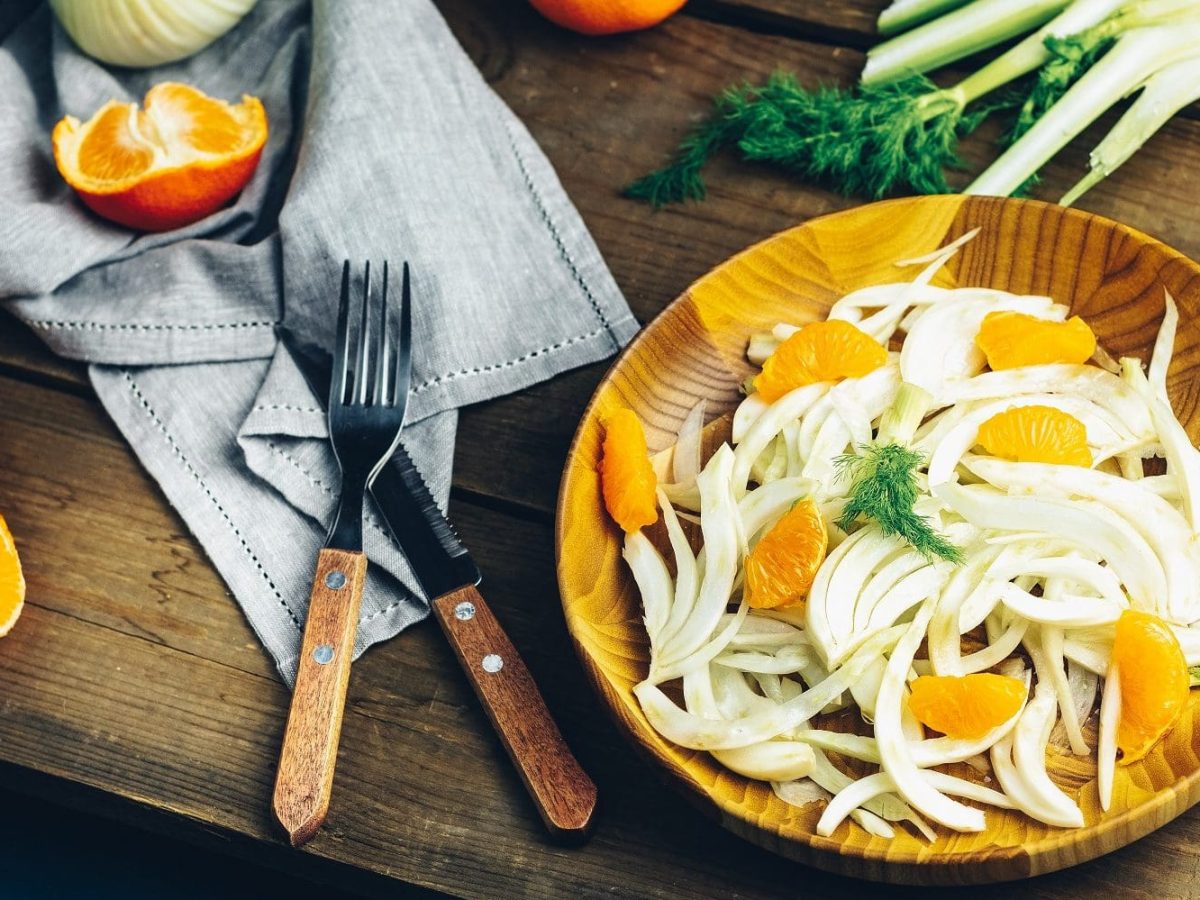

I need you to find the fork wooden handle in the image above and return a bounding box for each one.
[273,548,367,847]
[432,585,598,841]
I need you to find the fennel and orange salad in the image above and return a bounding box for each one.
[597,230,1200,840]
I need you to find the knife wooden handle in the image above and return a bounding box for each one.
[273,548,367,847]
[432,585,598,841]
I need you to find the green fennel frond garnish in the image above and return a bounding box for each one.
[835,443,963,564]
[625,72,1003,206]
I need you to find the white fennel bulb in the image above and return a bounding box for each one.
[51,0,258,68]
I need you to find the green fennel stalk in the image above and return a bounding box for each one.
[863,0,1069,85]
[1060,53,1200,205]
[877,0,975,36]
[967,21,1200,196]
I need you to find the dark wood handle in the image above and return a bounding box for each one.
[432,585,598,841]
[273,548,367,847]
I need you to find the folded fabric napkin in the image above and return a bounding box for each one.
[0,0,637,683]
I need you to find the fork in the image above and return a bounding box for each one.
[272,260,411,847]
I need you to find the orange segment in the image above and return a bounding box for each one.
[599,409,658,533]
[53,82,268,232]
[1112,609,1190,763]
[753,320,888,403]
[976,405,1092,467]
[744,498,828,610]
[908,674,1027,740]
[976,311,1096,370]
[0,513,26,638]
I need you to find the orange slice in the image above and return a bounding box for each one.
[1111,609,1190,763]
[599,408,658,533]
[976,311,1096,370]
[976,405,1092,467]
[753,320,888,403]
[53,82,268,232]
[907,673,1026,740]
[744,498,828,610]
[0,513,26,638]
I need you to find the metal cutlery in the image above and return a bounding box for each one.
[272,260,411,847]
[274,264,597,846]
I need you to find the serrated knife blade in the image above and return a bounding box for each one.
[277,327,481,598]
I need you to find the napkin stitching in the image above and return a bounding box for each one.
[264,440,416,624]
[29,320,278,332]
[410,325,610,395]
[503,121,615,334]
[254,404,323,414]
[121,370,304,632]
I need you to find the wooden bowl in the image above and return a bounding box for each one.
[555,195,1200,884]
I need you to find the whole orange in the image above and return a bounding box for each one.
[529,0,688,35]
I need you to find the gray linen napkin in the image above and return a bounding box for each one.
[0,0,637,683]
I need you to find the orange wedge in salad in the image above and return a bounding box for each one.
[907,673,1026,740]
[744,498,827,610]
[1112,609,1190,763]
[976,311,1096,370]
[753,320,888,403]
[53,82,268,232]
[599,408,658,533]
[976,405,1092,467]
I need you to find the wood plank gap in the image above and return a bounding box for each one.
[684,0,877,49]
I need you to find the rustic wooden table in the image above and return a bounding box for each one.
[4,1,1200,897]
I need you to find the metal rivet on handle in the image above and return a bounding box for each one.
[453,601,476,621]
[325,571,346,590]
[481,654,503,674]
[313,644,335,665]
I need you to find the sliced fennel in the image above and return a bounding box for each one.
[623,230,1199,844]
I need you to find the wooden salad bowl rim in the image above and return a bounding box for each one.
[555,194,1200,884]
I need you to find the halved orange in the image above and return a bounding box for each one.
[53,82,268,232]
[744,498,827,610]
[975,311,1096,370]
[907,673,1026,740]
[1111,609,1190,763]
[599,408,658,533]
[0,513,26,638]
[976,405,1092,467]
[753,320,888,403]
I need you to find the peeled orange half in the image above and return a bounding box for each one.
[53,82,267,232]
[0,514,25,638]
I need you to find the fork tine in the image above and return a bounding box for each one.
[373,262,390,407]
[331,261,352,407]
[354,261,372,405]
[393,261,413,407]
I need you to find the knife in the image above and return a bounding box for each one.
[278,328,599,840]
